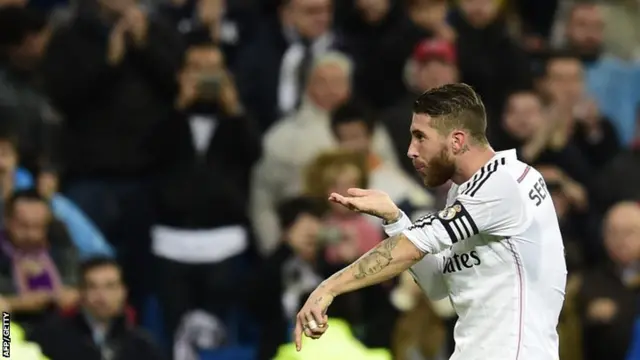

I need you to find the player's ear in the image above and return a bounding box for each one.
[450,130,466,155]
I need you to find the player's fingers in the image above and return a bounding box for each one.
[328,192,347,203]
[294,316,303,351]
[311,307,325,327]
[347,188,370,197]
[310,322,329,336]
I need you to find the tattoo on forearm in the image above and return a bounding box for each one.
[353,235,401,279]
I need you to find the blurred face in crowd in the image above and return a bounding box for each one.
[307,63,351,111]
[334,120,371,156]
[566,5,604,56]
[415,60,458,92]
[9,28,51,70]
[503,92,545,141]
[604,203,640,266]
[183,46,224,77]
[283,0,332,40]
[180,46,224,101]
[409,0,447,30]
[543,58,584,106]
[82,264,127,322]
[458,0,499,28]
[0,140,17,177]
[285,213,322,261]
[407,114,456,188]
[6,198,50,250]
[97,0,136,17]
[356,0,390,24]
[328,165,363,215]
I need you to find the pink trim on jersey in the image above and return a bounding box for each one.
[507,238,524,360]
[517,166,531,183]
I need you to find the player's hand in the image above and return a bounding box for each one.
[329,188,400,223]
[294,287,333,351]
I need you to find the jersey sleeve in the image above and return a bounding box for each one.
[382,211,448,300]
[402,171,532,254]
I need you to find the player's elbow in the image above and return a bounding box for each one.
[397,234,428,262]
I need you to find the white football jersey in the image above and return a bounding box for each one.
[383,149,567,360]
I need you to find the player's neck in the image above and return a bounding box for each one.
[451,146,496,185]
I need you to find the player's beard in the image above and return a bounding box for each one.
[422,146,455,188]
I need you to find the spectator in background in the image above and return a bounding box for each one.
[362,0,453,108]
[0,190,79,323]
[28,257,165,360]
[594,123,640,210]
[330,100,435,221]
[577,202,640,360]
[0,6,61,176]
[381,38,458,176]
[303,149,397,348]
[42,0,184,311]
[497,90,590,179]
[234,0,339,131]
[450,0,532,131]
[537,52,619,176]
[562,2,640,146]
[162,0,258,69]
[150,40,261,348]
[303,150,381,264]
[0,125,113,259]
[334,0,407,106]
[250,51,397,256]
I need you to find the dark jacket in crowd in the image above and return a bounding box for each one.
[335,0,409,109]
[28,310,165,360]
[152,107,261,229]
[450,10,532,127]
[579,263,639,360]
[0,65,61,174]
[42,10,184,178]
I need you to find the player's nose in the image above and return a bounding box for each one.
[407,143,418,159]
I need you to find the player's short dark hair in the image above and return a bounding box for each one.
[4,189,49,218]
[277,196,325,230]
[79,256,122,287]
[0,6,47,49]
[413,83,488,144]
[330,100,375,137]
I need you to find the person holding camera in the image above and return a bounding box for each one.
[150,41,261,353]
[42,0,185,313]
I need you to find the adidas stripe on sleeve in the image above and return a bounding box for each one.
[401,162,531,255]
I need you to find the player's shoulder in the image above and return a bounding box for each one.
[457,153,528,201]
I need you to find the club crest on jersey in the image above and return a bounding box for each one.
[438,204,462,220]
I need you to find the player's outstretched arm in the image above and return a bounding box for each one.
[324,233,425,295]
[293,233,425,351]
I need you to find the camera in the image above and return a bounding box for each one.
[196,73,223,100]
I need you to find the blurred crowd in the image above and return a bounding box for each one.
[0,0,639,359]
